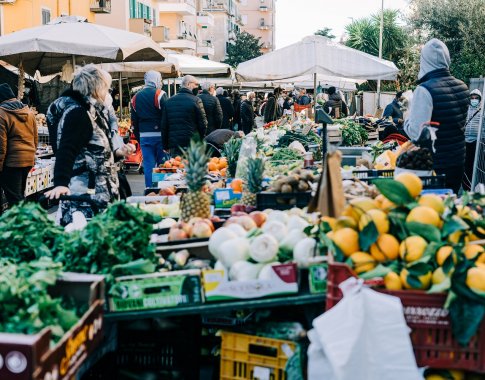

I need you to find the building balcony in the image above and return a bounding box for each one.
[204,0,229,12]
[197,40,215,56]
[259,5,269,12]
[157,0,196,16]
[129,18,152,37]
[262,42,272,50]
[197,12,215,27]
[90,0,111,13]
[152,26,170,43]
[159,34,197,51]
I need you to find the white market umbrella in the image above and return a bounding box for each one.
[166,53,232,77]
[236,35,399,82]
[272,73,363,91]
[0,16,167,76]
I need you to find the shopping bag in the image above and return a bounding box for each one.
[308,277,423,380]
[307,150,345,217]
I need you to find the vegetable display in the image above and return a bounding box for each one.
[270,148,303,164]
[339,120,369,146]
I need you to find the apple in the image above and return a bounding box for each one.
[231,204,247,214]
[174,222,192,237]
[249,211,267,227]
[234,215,257,231]
[192,221,213,238]
[202,218,215,232]
[232,211,249,217]
[187,217,203,227]
[168,228,188,241]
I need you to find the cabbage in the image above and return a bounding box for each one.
[293,238,317,266]
[287,215,310,232]
[280,229,307,252]
[225,223,247,237]
[229,261,264,281]
[288,141,306,155]
[208,227,238,259]
[262,220,287,241]
[249,234,279,263]
[266,210,289,225]
[219,238,250,268]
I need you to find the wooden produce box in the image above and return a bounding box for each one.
[0,273,105,380]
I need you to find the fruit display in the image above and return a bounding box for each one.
[396,141,433,171]
[338,119,369,146]
[167,217,217,241]
[180,139,211,222]
[320,172,485,345]
[155,156,185,173]
[222,137,243,178]
[241,157,265,206]
[118,118,131,137]
[208,156,228,177]
[268,168,317,193]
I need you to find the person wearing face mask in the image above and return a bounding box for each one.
[161,75,208,155]
[130,70,168,187]
[383,91,404,126]
[45,65,121,225]
[463,89,483,191]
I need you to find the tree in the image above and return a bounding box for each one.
[223,31,263,68]
[314,27,335,39]
[408,0,485,82]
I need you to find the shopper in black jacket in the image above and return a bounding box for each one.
[241,92,257,134]
[263,88,282,123]
[232,90,242,130]
[161,75,208,154]
[324,87,348,117]
[198,82,223,134]
[216,87,234,129]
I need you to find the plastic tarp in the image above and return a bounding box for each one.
[273,73,363,91]
[0,16,167,76]
[165,53,232,76]
[95,61,179,78]
[236,35,399,82]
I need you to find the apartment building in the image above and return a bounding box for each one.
[238,0,275,53]
[0,0,96,35]
[204,0,242,62]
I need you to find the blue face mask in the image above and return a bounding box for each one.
[470,99,480,107]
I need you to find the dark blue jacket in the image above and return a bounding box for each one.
[130,86,167,141]
[383,99,403,125]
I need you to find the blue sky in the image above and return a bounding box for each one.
[275,0,409,48]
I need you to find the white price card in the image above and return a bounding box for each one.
[253,366,270,380]
[216,190,231,201]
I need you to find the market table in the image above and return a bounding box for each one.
[105,291,326,322]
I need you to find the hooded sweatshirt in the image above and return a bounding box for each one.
[465,89,482,143]
[0,99,37,170]
[404,39,455,139]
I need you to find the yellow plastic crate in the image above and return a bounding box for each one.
[220,331,297,380]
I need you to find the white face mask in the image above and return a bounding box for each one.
[397,101,403,107]
[470,99,480,107]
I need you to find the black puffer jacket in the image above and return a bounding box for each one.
[198,90,223,134]
[324,93,348,117]
[161,88,208,152]
[240,100,256,134]
[216,94,234,129]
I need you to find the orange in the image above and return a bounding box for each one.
[175,156,182,161]
[231,178,243,193]
[208,162,218,171]
[178,163,185,169]
[220,168,227,177]
[163,161,172,169]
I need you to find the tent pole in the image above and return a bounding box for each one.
[119,72,123,117]
[376,0,384,112]
[72,55,76,69]
[313,72,317,116]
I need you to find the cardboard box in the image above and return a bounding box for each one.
[0,273,105,380]
[202,263,298,302]
[213,188,242,209]
[108,269,204,312]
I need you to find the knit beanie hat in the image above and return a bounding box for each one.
[0,84,16,103]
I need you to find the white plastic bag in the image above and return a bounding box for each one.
[308,277,423,380]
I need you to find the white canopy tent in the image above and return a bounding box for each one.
[0,16,167,76]
[236,35,399,83]
[272,73,364,91]
[166,53,232,77]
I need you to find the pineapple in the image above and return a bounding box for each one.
[241,157,265,207]
[180,139,211,221]
[222,137,242,178]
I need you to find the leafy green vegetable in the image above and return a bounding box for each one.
[339,120,369,146]
[270,148,303,164]
[0,258,80,342]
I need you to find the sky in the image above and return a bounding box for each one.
[275,0,409,49]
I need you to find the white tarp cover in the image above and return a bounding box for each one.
[166,53,232,76]
[236,35,399,82]
[0,16,167,76]
[95,61,178,78]
[273,73,363,91]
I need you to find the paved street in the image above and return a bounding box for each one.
[126,171,146,196]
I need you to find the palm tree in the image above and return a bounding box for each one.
[314,27,335,39]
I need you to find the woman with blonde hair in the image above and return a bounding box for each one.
[46,64,130,225]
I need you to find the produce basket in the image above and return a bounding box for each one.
[359,174,447,190]
[326,262,485,372]
[257,191,312,211]
[220,331,296,380]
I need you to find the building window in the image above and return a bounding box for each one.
[41,8,51,25]
[129,0,136,18]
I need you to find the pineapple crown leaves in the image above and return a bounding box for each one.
[246,157,265,193]
[182,137,210,192]
[222,137,243,178]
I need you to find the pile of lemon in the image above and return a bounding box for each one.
[323,172,485,293]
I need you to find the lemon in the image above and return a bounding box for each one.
[418,194,445,214]
[448,230,469,244]
[406,206,441,227]
[466,267,485,293]
[395,172,423,198]
[399,236,428,262]
[342,197,378,223]
[330,228,360,257]
[321,216,337,231]
[359,209,390,234]
[477,252,485,264]
[370,234,400,262]
[432,267,448,285]
[463,244,485,260]
[384,271,403,290]
[375,194,396,211]
[436,246,456,266]
[334,216,358,231]
[401,268,432,290]
[350,252,377,274]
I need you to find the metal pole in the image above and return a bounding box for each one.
[168,78,171,97]
[313,72,317,118]
[119,72,123,117]
[376,0,384,111]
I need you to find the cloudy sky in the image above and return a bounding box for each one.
[275,0,409,48]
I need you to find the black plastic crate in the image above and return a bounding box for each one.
[257,191,312,211]
[363,175,447,190]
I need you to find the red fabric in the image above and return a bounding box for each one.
[382,133,408,145]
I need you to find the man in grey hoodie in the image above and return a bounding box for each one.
[404,39,469,194]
